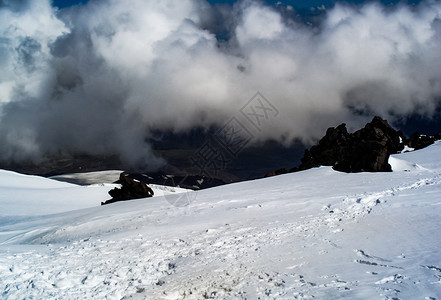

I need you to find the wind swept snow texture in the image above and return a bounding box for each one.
[1,142,441,298]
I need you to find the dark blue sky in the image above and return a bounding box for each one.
[52,0,87,9]
[52,0,422,10]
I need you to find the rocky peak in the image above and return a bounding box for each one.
[297,116,404,172]
[268,116,440,176]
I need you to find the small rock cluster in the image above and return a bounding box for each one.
[408,132,441,150]
[101,173,154,205]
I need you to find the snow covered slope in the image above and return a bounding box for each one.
[0,169,113,216]
[1,142,441,299]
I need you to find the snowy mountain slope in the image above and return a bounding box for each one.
[0,169,113,217]
[1,142,441,299]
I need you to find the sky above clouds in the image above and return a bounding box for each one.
[0,0,440,169]
[51,0,424,9]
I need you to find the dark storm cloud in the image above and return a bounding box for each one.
[0,0,440,167]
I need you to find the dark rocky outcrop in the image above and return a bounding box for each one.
[101,173,154,205]
[267,116,440,176]
[294,116,404,173]
[408,132,438,150]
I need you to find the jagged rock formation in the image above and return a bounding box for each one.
[298,116,404,172]
[101,173,154,205]
[267,116,440,176]
[408,132,441,150]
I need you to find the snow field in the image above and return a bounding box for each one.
[1,142,441,299]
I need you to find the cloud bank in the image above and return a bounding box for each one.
[1,0,440,168]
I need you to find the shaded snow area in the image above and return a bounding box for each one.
[1,143,441,299]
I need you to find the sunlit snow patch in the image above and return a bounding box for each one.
[401,145,415,153]
[389,156,426,172]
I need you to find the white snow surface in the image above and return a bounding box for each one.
[1,142,441,299]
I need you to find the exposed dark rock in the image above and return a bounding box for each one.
[292,116,404,173]
[101,172,154,205]
[268,116,419,175]
[408,132,437,150]
[299,122,353,171]
[337,116,404,172]
[267,118,441,177]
